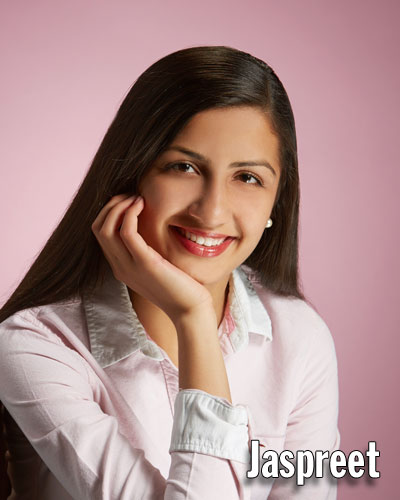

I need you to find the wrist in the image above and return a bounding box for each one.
[172,302,217,334]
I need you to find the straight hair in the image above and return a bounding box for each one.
[0,45,305,324]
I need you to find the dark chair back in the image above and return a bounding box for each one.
[0,403,11,499]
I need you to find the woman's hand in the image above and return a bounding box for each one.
[91,194,214,324]
[92,194,232,401]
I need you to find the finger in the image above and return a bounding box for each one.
[119,197,149,256]
[92,194,133,233]
[94,212,138,283]
[93,196,139,271]
[91,194,134,232]
[120,196,144,235]
[97,196,140,242]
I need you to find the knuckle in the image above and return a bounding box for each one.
[119,227,133,241]
[111,194,130,205]
[98,226,113,239]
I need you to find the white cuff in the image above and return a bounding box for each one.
[169,389,249,464]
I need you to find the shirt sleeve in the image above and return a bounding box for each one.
[268,318,340,499]
[167,389,251,499]
[0,310,250,500]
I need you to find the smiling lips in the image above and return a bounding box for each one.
[171,226,236,257]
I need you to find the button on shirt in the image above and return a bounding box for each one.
[0,266,340,499]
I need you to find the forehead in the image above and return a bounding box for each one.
[167,106,280,171]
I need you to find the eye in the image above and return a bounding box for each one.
[167,162,197,173]
[237,172,263,186]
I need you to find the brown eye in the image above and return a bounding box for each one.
[169,162,196,173]
[237,172,262,185]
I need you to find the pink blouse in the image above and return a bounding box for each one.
[0,266,340,499]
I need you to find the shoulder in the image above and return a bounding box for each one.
[0,298,89,352]
[243,268,336,363]
[0,300,95,414]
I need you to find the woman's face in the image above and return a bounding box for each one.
[137,106,281,289]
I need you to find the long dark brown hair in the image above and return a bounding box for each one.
[0,45,305,323]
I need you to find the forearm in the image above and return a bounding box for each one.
[174,308,232,403]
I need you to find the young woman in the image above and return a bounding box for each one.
[0,46,340,499]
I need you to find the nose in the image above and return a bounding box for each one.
[187,178,230,229]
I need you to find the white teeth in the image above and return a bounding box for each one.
[181,229,226,247]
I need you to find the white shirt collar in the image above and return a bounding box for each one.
[83,265,272,369]
[228,266,272,351]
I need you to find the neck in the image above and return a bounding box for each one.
[204,277,230,326]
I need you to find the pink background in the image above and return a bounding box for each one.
[1,0,398,497]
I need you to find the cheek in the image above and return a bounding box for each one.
[245,224,266,250]
[136,185,163,240]
[236,207,268,254]
[136,188,185,239]
[140,180,196,223]
[239,204,269,238]
[141,178,190,212]
[138,183,169,223]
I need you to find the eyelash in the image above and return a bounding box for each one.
[166,162,196,174]
[236,172,263,186]
[165,162,264,186]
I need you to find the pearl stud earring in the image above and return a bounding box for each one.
[265,218,273,228]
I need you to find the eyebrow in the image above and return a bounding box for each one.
[164,146,277,177]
